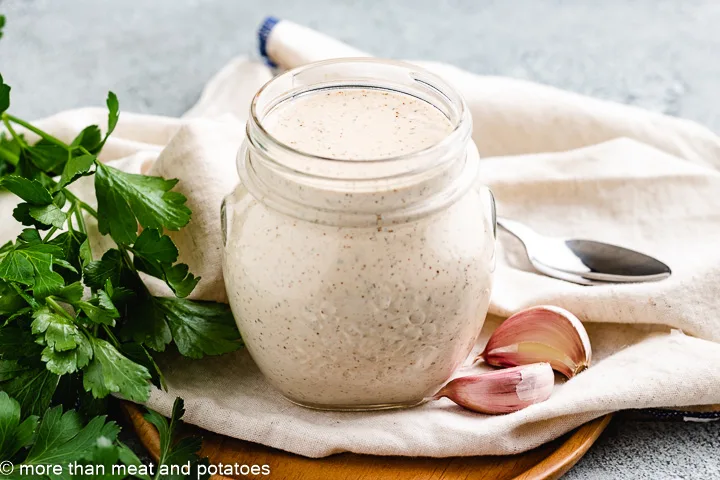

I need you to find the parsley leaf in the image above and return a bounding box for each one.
[28,140,68,173]
[121,342,166,391]
[22,406,117,468]
[60,435,152,480]
[77,291,120,326]
[131,229,199,298]
[162,264,200,298]
[41,340,93,375]
[71,125,102,154]
[11,202,36,228]
[123,296,173,352]
[28,203,68,228]
[132,228,178,264]
[0,175,53,205]
[0,360,26,382]
[0,240,12,255]
[83,249,123,290]
[123,296,242,358]
[54,281,84,304]
[0,326,39,360]
[30,303,94,376]
[0,237,66,299]
[104,92,120,143]
[31,306,84,352]
[1,368,59,417]
[3,395,150,479]
[155,297,242,359]
[144,397,209,480]
[76,435,119,477]
[16,228,46,245]
[0,279,26,315]
[0,72,9,115]
[49,231,89,280]
[12,202,66,231]
[57,154,96,190]
[82,337,150,402]
[117,440,152,480]
[0,391,39,460]
[0,132,22,174]
[95,163,191,244]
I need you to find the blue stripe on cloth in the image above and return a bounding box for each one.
[258,16,280,67]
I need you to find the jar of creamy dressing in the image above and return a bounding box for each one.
[222,59,496,410]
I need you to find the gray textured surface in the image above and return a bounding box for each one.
[1,0,719,478]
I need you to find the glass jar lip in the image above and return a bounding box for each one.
[248,57,471,167]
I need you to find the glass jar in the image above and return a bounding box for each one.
[222,58,496,411]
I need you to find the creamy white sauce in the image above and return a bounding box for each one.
[263,88,453,159]
[223,88,494,409]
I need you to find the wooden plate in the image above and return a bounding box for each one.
[121,402,612,480]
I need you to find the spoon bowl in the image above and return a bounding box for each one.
[497,217,671,285]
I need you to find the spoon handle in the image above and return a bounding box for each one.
[496,217,541,245]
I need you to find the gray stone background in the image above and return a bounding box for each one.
[1,0,719,478]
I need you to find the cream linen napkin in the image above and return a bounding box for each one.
[2,19,720,458]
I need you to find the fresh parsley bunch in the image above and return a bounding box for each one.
[1,392,209,479]
[0,13,241,477]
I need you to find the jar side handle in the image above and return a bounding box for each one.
[221,184,254,248]
[484,186,497,240]
[221,194,231,247]
[480,185,497,274]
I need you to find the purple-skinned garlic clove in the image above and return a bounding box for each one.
[478,305,592,378]
[433,362,554,414]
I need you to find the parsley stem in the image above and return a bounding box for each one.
[78,145,94,157]
[67,211,76,233]
[73,205,86,234]
[102,324,121,348]
[84,227,94,260]
[119,247,141,277]
[78,201,98,217]
[42,226,58,242]
[80,324,96,342]
[4,113,70,150]
[65,200,95,259]
[0,145,19,165]
[2,115,29,149]
[46,296,76,321]
[63,189,98,218]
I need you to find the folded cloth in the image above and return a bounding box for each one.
[3,18,720,458]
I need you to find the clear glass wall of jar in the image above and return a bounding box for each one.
[222,58,496,411]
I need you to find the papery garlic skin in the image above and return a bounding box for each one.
[433,363,554,414]
[480,305,592,378]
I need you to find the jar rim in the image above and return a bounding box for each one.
[248,57,471,172]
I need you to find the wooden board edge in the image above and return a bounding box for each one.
[512,414,612,480]
[120,401,612,480]
[122,402,161,462]
[121,402,236,480]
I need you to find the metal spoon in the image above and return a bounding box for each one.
[497,217,671,285]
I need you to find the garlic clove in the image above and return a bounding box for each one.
[433,363,554,414]
[479,305,592,378]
